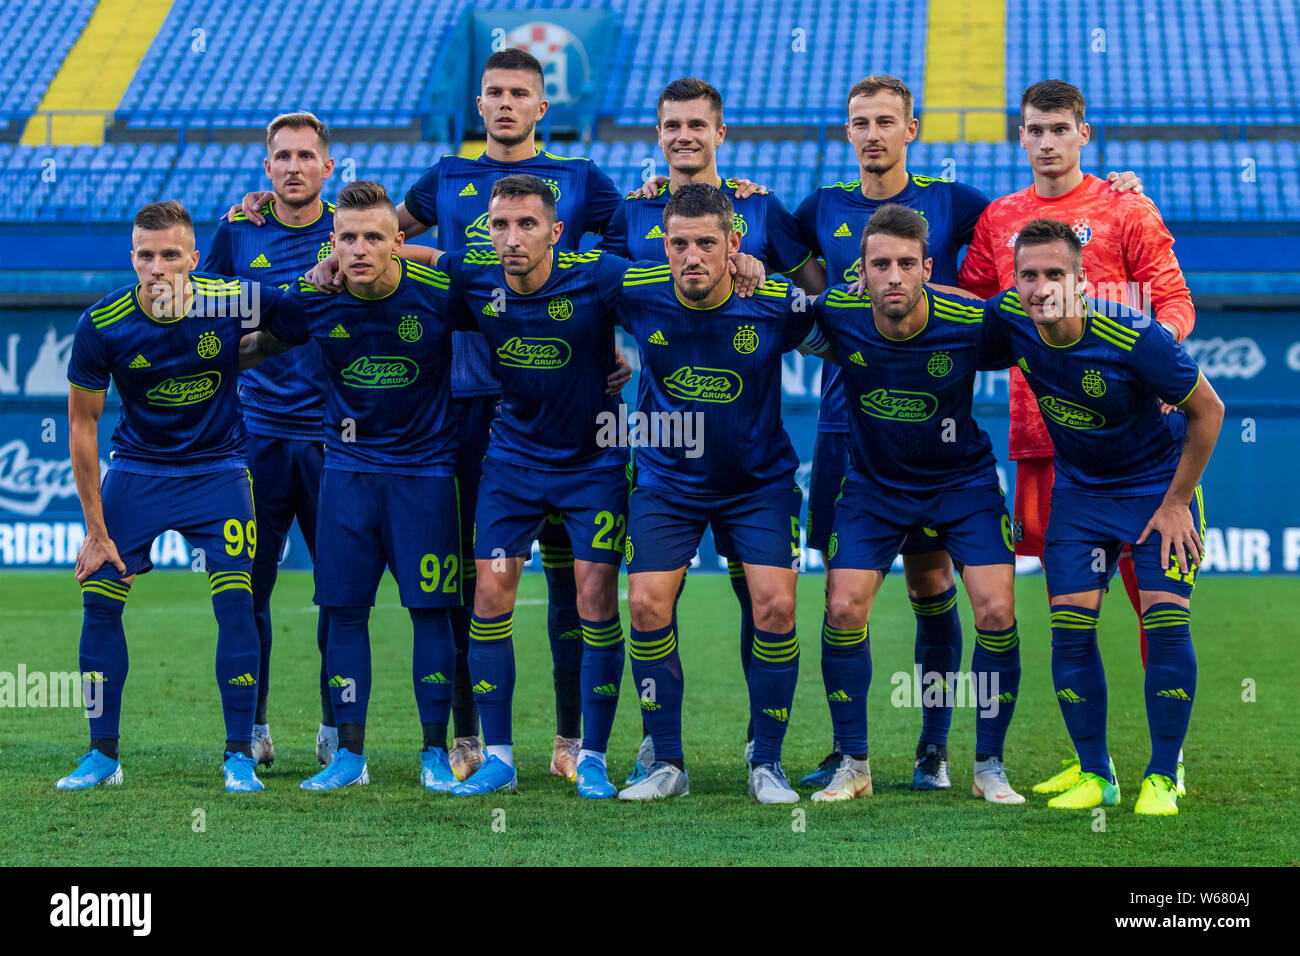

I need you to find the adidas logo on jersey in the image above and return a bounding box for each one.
[459,183,478,197]
[644,224,665,239]
[328,324,349,338]
[592,683,619,697]
[129,354,151,369]
[1156,688,1192,701]
[827,689,851,702]
[647,329,669,346]
[249,253,271,268]
[761,707,790,722]
[849,351,867,366]
[227,673,257,686]
[482,303,498,317]
[472,679,497,695]
[833,222,852,238]
[420,672,450,684]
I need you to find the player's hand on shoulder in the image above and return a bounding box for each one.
[304,252,343,292]
[633,176,668,199]
[1106,170,1144,195]
[1136,502,1203,574]
[75,532,126,583]
[730,178,770,199]
[729,252,766,297]
[606,351,632,395]
[237,191,275,225]
[929,282,982,300]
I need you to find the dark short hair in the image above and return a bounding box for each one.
[657,77,723,125]
[663,182,733,235]
[861,203,928,262]
[1013,218,1083,270]
[483,48,546,94]
[134,200,193,234]
[335,181,397,219]
[1020,79,1086,127]
[847,74,914,120]
[489,174,558,222]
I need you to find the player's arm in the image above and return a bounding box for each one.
[68,387,125,581]
[1136,372,1224,573]
[240,283,309,368]
[1122,200,1196,342]
[956,207,1003,298]
[205,219,236,277]
[1105,170,1143,194]
[976,297,1016,370]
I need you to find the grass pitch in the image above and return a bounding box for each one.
[1,571,1296,866]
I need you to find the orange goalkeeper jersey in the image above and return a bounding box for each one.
[958,173,1196,459]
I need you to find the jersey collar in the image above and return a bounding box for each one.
[1032,294,1093,349]
[871,287,930,342]
[266,197,326,229]
[673,278,734,311]
[135,283,190,325]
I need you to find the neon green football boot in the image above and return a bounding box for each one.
[1047,758,1120,809]
[1134,773,1179,815]
[1032,755,1082,794]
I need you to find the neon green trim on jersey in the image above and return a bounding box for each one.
[673,281,734,311]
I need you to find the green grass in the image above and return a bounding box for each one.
[1,571,1296,866]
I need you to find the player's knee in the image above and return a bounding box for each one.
[825,589,867,631]
[472,574,515,618]
[751,589,795,632]
[972,595,1015,632]
[627,588,671,631]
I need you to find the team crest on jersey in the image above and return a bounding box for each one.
[663,366,743,403]
[732,324,759,354]
[541,178,562,201]
[1081,368,1106,397]
[146,371,221,406]
[465,211,492,246]
[926,351,953,377]
[548,296,573,321]
[1038,395,1105,430]
[860,388,938,421]
[1072,218,1093,245]
[496,337,572,369]
[730,213,748,237]
[398,314,423,342]
[317,241,333,263]
[340,356,419,388]
[196,331,221,359]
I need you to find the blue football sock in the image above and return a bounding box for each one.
[449,569,478,738]
[748,627,799,765]
[468,611,515,746]
[1141,604,1196,780]
[315,607,334,726]
[326,606,372,727]
[820,616,870,757]
[210,578,260,744]
[629,623,684,761]
[250,556,276,725]
[541,542,583,738]
[972,621,1021,760]
[729,561,757,741]
[580,615,624,753]
[411,607,455,727]
[1050,606,1110,780]
[78,580,131,741]
[911,586,962,748]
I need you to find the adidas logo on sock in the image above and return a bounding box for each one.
[328,324,349,338]
[249,253,272,268]
[639,698,661,711]
[996,692,1017,703]
[227,673,257,686]
[1157,688,1192,700]
[648,329,669,346]
[761,707,789,722]
[849,350,867,366]
[1056,688,1086,703]
[826,690,851,702]
[559,627,582,641]
[644,224,665,239]
[81,671,106,682]
[328,674,349,687]
[592,683,619,697]
[472,679,497,695]
[459,183,478,197]
[128,353,151,369]
[420,672,450,684]
[834,222,852,238]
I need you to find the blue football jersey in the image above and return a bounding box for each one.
[402,150,624,399]
[206,199,334,441]
[813,285,998,492]
[614,268,818,497]
[794,174,990,433]
[979,291,1202,497]
[67,274,288,477]
[598,178,811,273]
[267,259,466,476]
[442,248,631,470]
